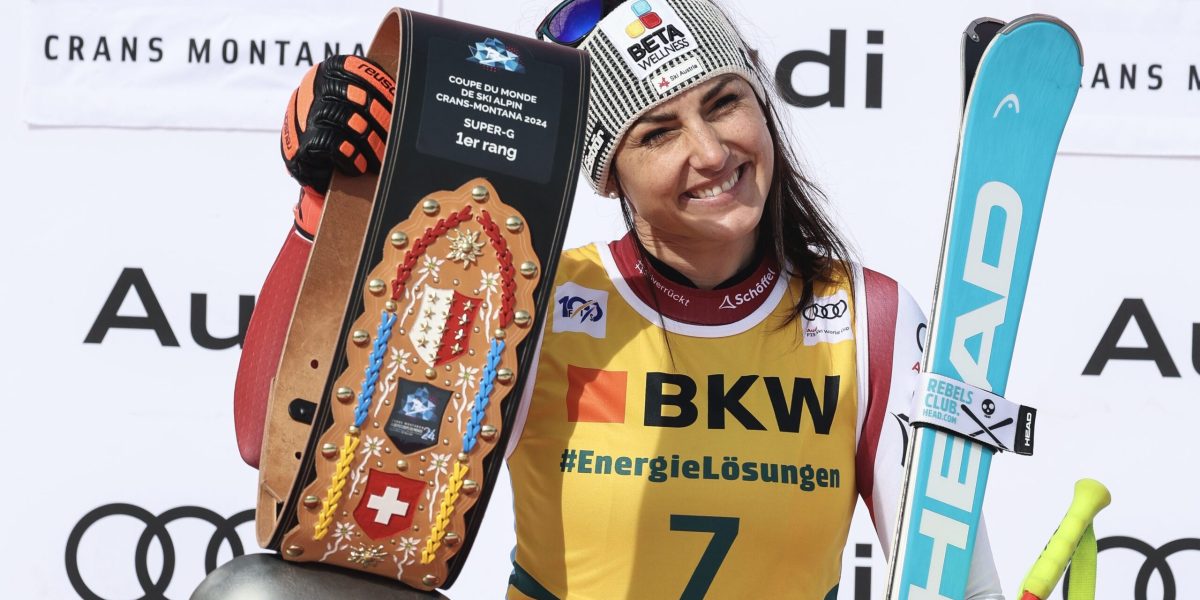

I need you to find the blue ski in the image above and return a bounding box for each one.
[885,15,1083,600]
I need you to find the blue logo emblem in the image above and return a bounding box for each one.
[558,296,604,323]
[467,37,525,73]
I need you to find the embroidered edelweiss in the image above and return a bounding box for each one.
[347,543,389,568]
[445,228,484,266]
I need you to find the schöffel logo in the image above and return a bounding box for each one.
[599,0,693,79]
[467,37,525,74]
[552,282,608,338]
[802,291,852,347]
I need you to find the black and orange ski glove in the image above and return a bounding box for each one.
[281,55,395,237]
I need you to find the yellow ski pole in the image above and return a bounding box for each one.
[1019,479,1111,600]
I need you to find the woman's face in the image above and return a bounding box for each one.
[613,74,774,249]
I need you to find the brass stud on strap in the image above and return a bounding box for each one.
[480,425,497,441]
[367,279,386,294]
[519,261,538,277]
[425,368,437,379]
[422,199,440,215]
[444,532,460,547]
[496,368,513,383]
[336,387,354,402]
[390,232,408,248]
[470,186,489,202]
[457,452,470,463]
[285,546,304,557]
[302,495,320,509]
[513,310,531,326]
[423,574,440,587]
[348,425,360,435]
[397,459,408,471]
[384,300,398,313]
[493,328,506,340]
[352,330,370,345]
[461,480,479,495]
[321,443,338,458]
[505,216,523,233]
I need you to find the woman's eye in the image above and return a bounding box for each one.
[638,128,670,146]
[712,93,740,112]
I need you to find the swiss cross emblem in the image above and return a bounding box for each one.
[409,285,481,366]
[353,469,426,540]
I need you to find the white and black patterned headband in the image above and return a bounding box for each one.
[578,0,765,196]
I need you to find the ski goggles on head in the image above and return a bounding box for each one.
[536,0,615,46]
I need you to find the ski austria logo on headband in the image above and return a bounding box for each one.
[553,282,609,339]
[802,290,853,346]
[654,56,703,95]
[600,0,696,80]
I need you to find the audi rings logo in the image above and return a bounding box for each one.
[802,299,848,321]
[65,503,254,600]
[1062,536,1200,600]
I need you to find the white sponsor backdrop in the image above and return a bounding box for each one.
[4,0,1198,599]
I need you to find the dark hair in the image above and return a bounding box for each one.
[614,44,856,325]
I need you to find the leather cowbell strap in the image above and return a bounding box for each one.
[253,8,590,592]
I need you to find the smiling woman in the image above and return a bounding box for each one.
[565,0,855,312]
[612,74,775,288]
[504,0,1009,598]
[238,0,1007,597]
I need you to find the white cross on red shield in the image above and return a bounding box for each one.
[353,469,426,539]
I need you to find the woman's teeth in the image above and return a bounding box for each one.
[688,168,740,199]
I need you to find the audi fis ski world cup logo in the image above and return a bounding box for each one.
[467,37,525,73]
[65,503,254,600]
[802,299,847,321]
[802,291,852,347]
[600,0,694,79]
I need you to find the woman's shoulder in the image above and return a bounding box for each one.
[800,262,924,316]
[848,263,928,321]
[553,241,608,280]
